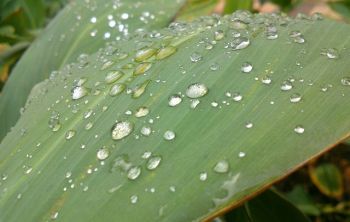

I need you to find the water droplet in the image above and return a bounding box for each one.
[290,93,302,103]
[261,76,272,85]
[210,63,219,71]
[169,186,176,192]
[163,130,175,141]
[101,61,114,70]
[85,122,93,130]
[214,30,224,40]
[232,93,243,102]
[90,17,97,23]
[238,152,246,158]
[321,48,339,59]
[341,77,350,86]
[105,71,124,84]
[141,126,151,136]
[186,83,208,98]
[130,195,138,204]
[294,125,305,134]
[199,172,208,181]
[190,99,200,109]
[133,62,152,76]
[211,101,219,107]
[51,211,59,220]
[156,46,177,60]
[48,117,61,132]
[289,31,305,44]
[230,37,250,50]
[245,122,253,129]
[109,83,126,96]
[72,86,89,100]
[97,148,109,160]
[281,81,293,91]
[135,107,149,118]
[65,130,76,140]
[127,166,141,180]
[111,121,133,140]
[146,156,162,170]
[190,52,202,63]
[132,80,151,98]
[135,48,157,62]
[213,160,229,173]
[241,62,253,73]
[168,95,182,107]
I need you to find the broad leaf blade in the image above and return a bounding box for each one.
[0,0,186,140]
[1,13,350,221]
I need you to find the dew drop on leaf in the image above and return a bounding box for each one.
[135,107,149,118]
[140,126,151,136]
[168,95,182,107]
[65,130,76,140]
[261,76,272,85]
[135,48,157,62]
[127,166,141,180]
[232,92,243,102]
[190,52,202,63]
[341,77,350,86]
[199,172,208,181]
[230,37,250,50]
[130,195,138,204]
[72,86,89,100]
[133,62,152,76]
[111,121,133,140]
[281,81,293,91]
[290,93,302,103]
[294,125,305,134]
[163,130,175,141]
[156,46,177,60]
[213,160,229,173]
[105,70,124,84]
[214,30,224,41]
[186,83,208,99]
[146,156,162,170]
[97,148,109,160]
[109,83,126,96]
[241,62,253,73]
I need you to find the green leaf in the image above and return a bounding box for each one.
[0,0,187,140]
[176,0,220,21]
[309,163,344,199]
[225,190,311,222]
[1,12,350,221]
[285,185,321,216]
[329,1,350,20]
[224,0,253,14]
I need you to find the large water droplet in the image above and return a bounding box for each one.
[199,172,208,181]
[163,130,175,141]
[141,126,151,136]
[111,121,133,140]
[135,48,156,62]
[290,93,302,103]
[230,37,250,50]
[341,77,350,86]
[134,62,152,76]
[109,83,126,96]
[281,81,293,91]
[232,92,243,102]
[168,95,182,107]
[105,71,124,84]
[321,48,339,59]
[72,86,89,100]
[127,166,141,180]
[213,160,229,173]
[132,80,151,98]
[156,46,177,60]
[186,83,208,98]
[261,76,272,85]
[146,156,162,170]
[135,107,149,118]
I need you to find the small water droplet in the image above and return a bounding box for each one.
[169,186,176,192]
[97,148,109,160]
[199,172,208,181]
[290,93,302,103]
[135,48,157,62]
[130,195,138,204]
[133,62,152,76]
[321,48,339,59]
[132,80,151,98]
[238,152,246,158]
[210,63,219,71]
[245,122,253,129]
[214,30,224,40]
[146,156,162,170]
[135,107,149,118]
[142,151,152,159]
[101,61,114,70]
[85,122,93,130]
[213,160,229,173]
[51,211,59,220]
[186,83,208,98]
[163,130,175,141]
[241,62,253,73]
[261,76,272,85]
[232,92,243,102]
[341,77,350,86]
[141,126,152,136]
[111,121,133,140]
[168,95,182,107]
[190,52,202,63]
[230,37,250,50]
[294,125,305,134]
[127,166,141,180]
[65,130,76,140]
[281,81,293,91]
[190,99,200,109]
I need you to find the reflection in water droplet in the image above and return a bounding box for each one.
[294,125,305,134]
[146,156,162,170]
[230,37,250,50]
[127,166,141,180]
[245,122,253,129]
[190,99,200,109]
[135,48,156,62]
[281,81,293,91]
[261,76,272,85]
[130,195,138,204]
[134,63,152,76]
[65,130,76,140]
[111,121,133,140]
[163,130,175,141]
[109,83,126,96]
[141,126,151,136]
[290,93,302,103]
[97,148,109,160]
[105,71,124,84]
[156,46,177,60]
[186,83,208,98]
[232,93,243,102]
[168,95,182,107]
[214,160,229,173]
[321,48,339,59]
